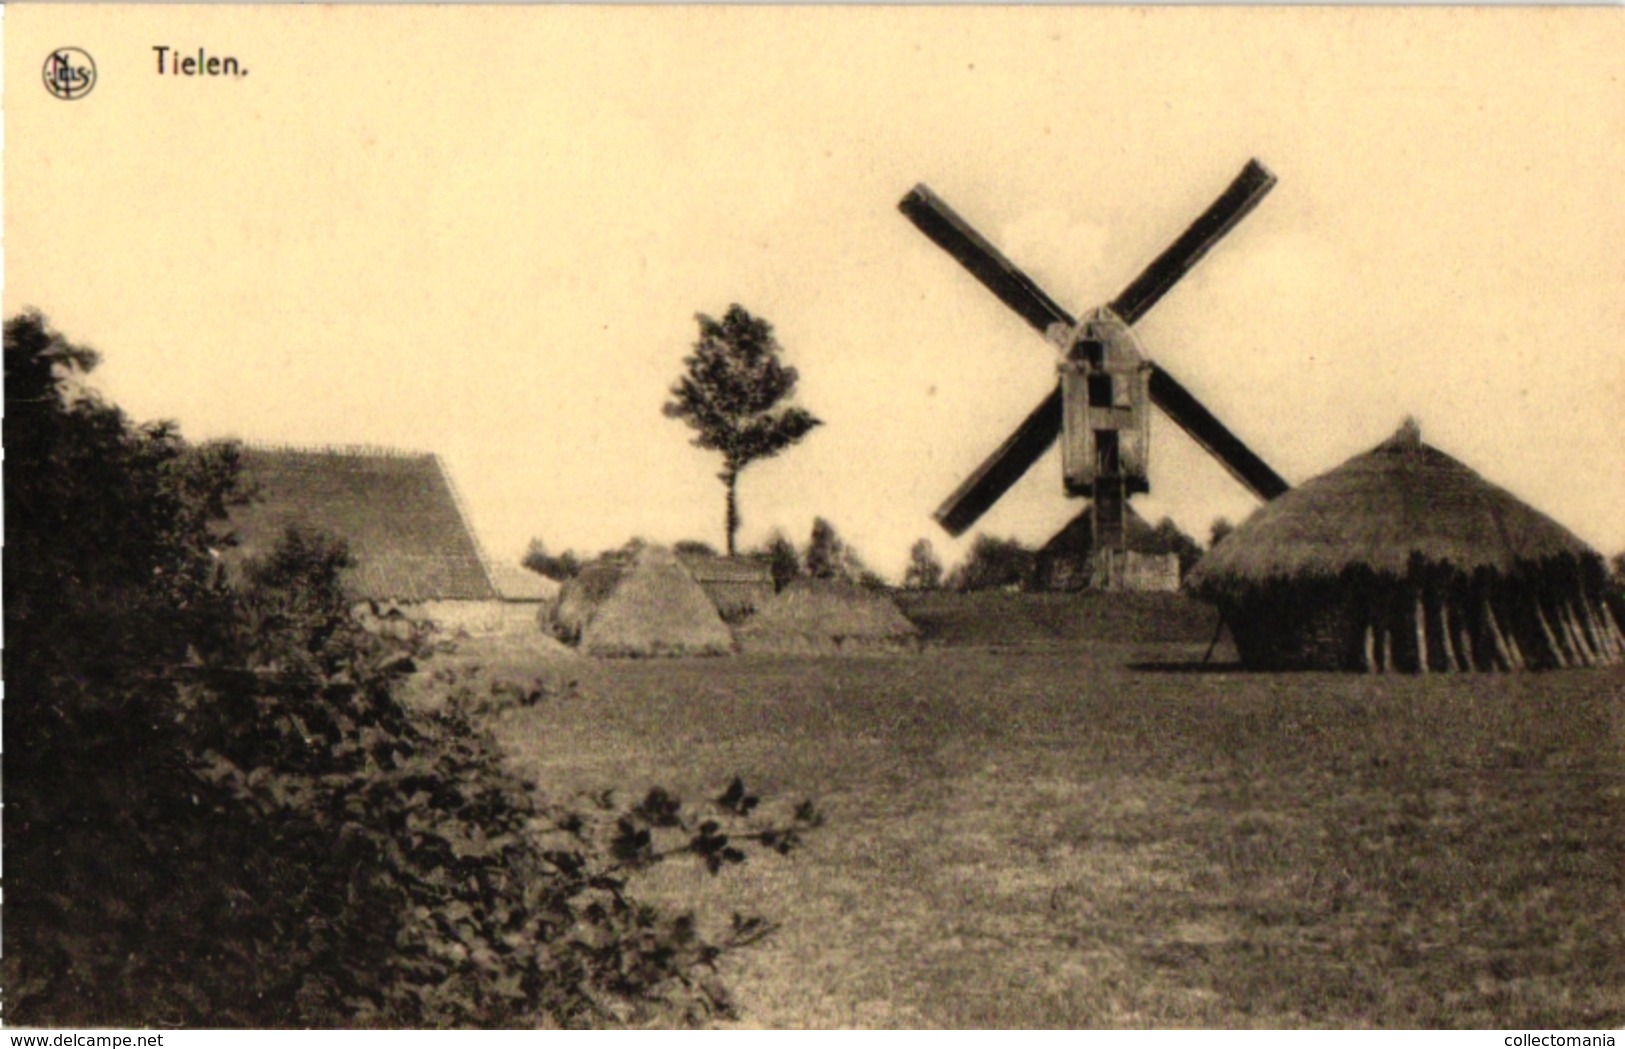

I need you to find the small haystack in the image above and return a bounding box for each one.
[551,545,733,658]
[1188,420,1625,672]
[737,578,920,655]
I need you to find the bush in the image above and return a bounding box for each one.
[2,312,817,1027]
[950,535,1036,592]
[523,539,582,582]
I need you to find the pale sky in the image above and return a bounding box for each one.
[8,6,1624,579]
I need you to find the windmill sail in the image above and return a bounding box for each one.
[1147,364,1289,501]
[899,185,1075,334]
[1109,160,1277,325]
[933,387,1064,536]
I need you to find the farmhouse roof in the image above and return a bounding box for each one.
[230,445,497,602]
[1189,420,1595,589]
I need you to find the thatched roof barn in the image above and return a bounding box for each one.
[551,545,733,657]
[736,578,920,655]
[231,445,497,604]
[677,552,775,623]
[1188,421,1624,672]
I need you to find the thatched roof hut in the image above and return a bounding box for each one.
[677,552,776,623]
[551,545,733,658]
[736,578,920,655]
[1188,421,1624,672]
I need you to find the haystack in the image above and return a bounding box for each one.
[1188,420,1624,672]
[551,545,733,658]
[736,578,920,655]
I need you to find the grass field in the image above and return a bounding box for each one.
[466,595,1625,1028]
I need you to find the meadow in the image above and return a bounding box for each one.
[472,594,1625,1028]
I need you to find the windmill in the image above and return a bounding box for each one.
[899,159,1292,588]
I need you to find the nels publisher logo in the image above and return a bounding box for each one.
[43,48,97,100]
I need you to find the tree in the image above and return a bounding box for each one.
[1147,516,1205,577]
[759,530,801,592]
[1209,516,1236,549]
[663,305,821,555]
[523,538,581,581]
[805,517,846,580]
[903,538,944,590]
[950,535,1036,592]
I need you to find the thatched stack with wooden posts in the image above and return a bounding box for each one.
[736,578,920,655]
[551,544,733,657]
[1188,420,1625,672]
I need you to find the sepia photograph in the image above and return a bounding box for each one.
[4,3,1624,1031]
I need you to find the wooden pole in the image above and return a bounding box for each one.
[1363,622,1378,673]
[1600,600,1625,660]
[1437,599,1460,672]
[1459,617,1478,670]
[1414,590,1430,674]
[1484,599,1514,671]
[1579,599,1620,664]
[1562,604,1598,667]
[1535,603,1570,669]
[1202,612,1226,665]
[1506,620,1528,671]
[1488,600,1508,675]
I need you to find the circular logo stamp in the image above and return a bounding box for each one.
[43,48,96,100]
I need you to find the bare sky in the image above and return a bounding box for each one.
[8,6,1623,578]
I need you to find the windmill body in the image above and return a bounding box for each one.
[899,160,1291,589]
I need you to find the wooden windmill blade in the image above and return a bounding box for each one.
[899,184,1076,334]
[1146,364,1289,501]
[933,387,1064,536]
[1109,159,1277,325]
[900,183,1076,536]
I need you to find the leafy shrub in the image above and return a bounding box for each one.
[950,535,1037,592]
[523,539,582,581]
[2,311,817,1028]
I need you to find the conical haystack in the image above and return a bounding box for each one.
[736,578,920,655]
[1188,420,1625,672]
[553,545,733,658]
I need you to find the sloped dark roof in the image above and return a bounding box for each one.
[1037,504,1162,559]
[230,446,497,602]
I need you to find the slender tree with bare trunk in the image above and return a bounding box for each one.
[663,305,820,555]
